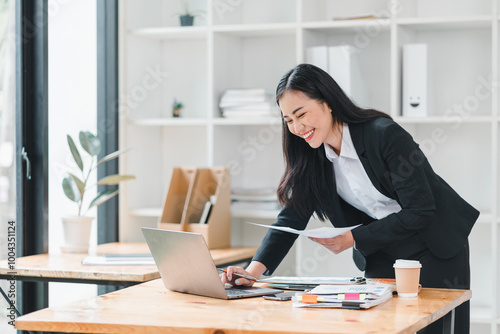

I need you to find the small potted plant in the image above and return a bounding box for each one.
[172,98,184,117]
[176,0,205,26]
[61,131,135,253]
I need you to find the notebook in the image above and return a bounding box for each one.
[141,227,283,299]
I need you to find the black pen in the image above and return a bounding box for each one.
[221,269,258,282]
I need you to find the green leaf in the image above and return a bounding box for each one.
[88,189,118,209]
[97,148,132,166]
[97,174,135,185]
[67,135,83,171]
[68,172,85,196]
[62,176,81,202]
[79,131,101,156]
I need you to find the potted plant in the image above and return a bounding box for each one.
[176,0,205,26]
[172,98,184,117]
[61,131,135,253]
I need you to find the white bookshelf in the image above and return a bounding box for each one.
[119,1,500,331]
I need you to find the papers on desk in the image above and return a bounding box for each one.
[82,254,155,265]
[247,222,361,238]
[260,276,366,290]
[292,284,393,309]
[260,276,366,285]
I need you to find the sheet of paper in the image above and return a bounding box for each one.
[247,222,361,239]
[259,276,365,285]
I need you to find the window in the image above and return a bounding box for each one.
[0,0,16,332]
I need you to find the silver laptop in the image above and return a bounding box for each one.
[142,227,283,299]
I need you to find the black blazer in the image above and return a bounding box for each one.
[253,117,479,274]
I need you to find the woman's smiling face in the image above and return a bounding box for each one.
[279,90,339,149]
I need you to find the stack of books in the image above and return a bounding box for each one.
[230,187,281,212]
[219,89,279,118]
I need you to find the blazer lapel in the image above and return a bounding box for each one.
[349,122,393,199]
[319,146,349,227]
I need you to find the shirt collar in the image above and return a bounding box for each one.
[324,123,358,162]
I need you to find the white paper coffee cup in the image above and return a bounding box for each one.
[393,259,422,298]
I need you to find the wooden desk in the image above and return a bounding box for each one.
[0,243,257,286]
[15,279,471,334]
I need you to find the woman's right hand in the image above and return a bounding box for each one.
[220,266,256,287]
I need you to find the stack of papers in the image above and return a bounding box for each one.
[219,89,279,118]
[231,188,281,212]
[293,284,393,309]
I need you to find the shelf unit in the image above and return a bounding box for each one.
[119,0,500,332]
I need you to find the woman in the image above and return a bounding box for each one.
[221,64,478,334]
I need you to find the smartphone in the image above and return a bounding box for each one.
[262,291,296,301]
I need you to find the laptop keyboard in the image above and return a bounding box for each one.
[226,288,253,296]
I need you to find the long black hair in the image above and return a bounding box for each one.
[276,63,391,221]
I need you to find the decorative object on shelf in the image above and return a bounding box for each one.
[402,44,428,117]
[172,98,184,117]
[61,131,135,253]
[175,0,205,27]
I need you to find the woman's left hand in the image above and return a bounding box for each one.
[309,231,354,254]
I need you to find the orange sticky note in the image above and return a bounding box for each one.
[301,294,318,304]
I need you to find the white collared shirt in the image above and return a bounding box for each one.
[324,124,402,220]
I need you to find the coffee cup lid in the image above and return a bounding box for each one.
[393,259,422,269]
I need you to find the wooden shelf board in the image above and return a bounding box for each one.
[397,15,492,30]
[130,118,208,126]
[213,23,296,37]
[212,117,282,126]
[394,115,493,124]
[302,19,391,33]
[129,26,207,40]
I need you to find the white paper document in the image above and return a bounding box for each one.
[259,276,365,285]
[247,222,361,239]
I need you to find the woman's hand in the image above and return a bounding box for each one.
[309,231,354,254]
[220,266,257,287]
[220,261,267,287]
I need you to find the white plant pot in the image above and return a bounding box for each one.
[61,216,93,253]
